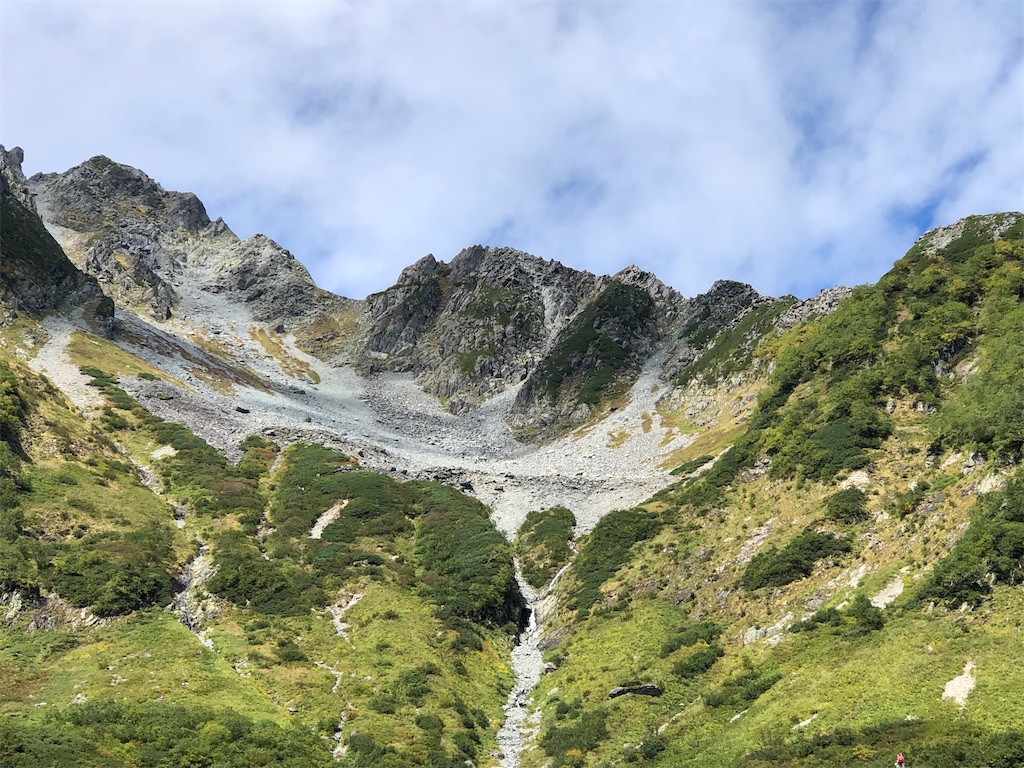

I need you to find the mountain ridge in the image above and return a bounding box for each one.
[3,143,1024,768]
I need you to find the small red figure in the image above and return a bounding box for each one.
[896,752,905,767]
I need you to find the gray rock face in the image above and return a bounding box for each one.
[507,273,674,438]
[0,145,34,210]
[1,146,109,331]
[27,155,346,326]
[608,683,663,698]
[661,279,773,383]
[358,245,605,413]
[776,285,853,328]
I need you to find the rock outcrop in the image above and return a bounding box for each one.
[1,146,112,334]
[661,279,774,383]
[358,246,605,413]
[608,683,663,698]
[27,155,350,326]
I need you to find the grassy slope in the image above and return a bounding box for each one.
[523,215,1024,768]
[0,332,518,767]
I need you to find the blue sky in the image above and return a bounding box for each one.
[2,1,1022,300]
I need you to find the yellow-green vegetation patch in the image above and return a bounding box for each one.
[0,315,49,359]
[521,597,717,768]
[66,331,174,384]
[605,426,630,449]
[293,306,361,359]
[250,325,321,384]
[0,611,280,720]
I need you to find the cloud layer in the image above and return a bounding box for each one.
[3,1,1022,299]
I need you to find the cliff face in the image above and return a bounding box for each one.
[358,245,607,413]
[27,156,349,327]
[0,146,112,334]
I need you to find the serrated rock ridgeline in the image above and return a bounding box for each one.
[27,155,349,326]
[14,148,866,441]
[358,245,610,413]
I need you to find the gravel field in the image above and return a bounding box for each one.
[27,299,690,537]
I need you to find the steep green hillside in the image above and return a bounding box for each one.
[524,213,1024,768]
[0,348,522,767]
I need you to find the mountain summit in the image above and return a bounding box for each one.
[2,147,1023,768]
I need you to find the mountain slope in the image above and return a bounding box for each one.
[521,212,1024,768]
[4,146,1024,768]
[0,146,111,333]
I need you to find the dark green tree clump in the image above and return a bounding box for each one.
[516,506,576,589]
[742,528,852,590]
[567,508,661,618]
[413,482,520,627]
[824,487,869,523]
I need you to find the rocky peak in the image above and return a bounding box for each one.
[776,285,853,328]
[26,154,346,326]
[914,212,1023,256]
[609,263,685,320]
[0,145,35,211]
[31,155,211,234]
[395,253,443,285]
[660,279,774,383]
[358,245,604,412]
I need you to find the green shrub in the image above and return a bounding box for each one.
[273,640,307,663]
[743,528,852,590]
[660,620,722,657]
[824,487,869,523]
[516,506,576,589]
[207,530,326,616]
[888,481,931,518]
[914,470,1024,608]
[413,482,520,626]
[48,525,174,616]
[672,643,724,677]
[0,700,334,767]
[703,667,782,708]
[539,709,609,766]
[670,454,714,476]
[567,508,661,617]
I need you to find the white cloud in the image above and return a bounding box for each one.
[2,0,1021,300]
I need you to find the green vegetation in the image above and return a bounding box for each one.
[528,280,656,408]
[566,508,661,617]
[824,487,869,523]
[671,643,724,678]
[0,361,182,616]
[516,506,576,589]
[790,593,884,637]
[659,620,722,657]
[48,525,174,616]
[675,300,792,387]
[742,528,852,590]
[414,482,520,626]
[669,453,714,476]
[753,215,1024,482]
[887,481,931,519]
[538,709,610,767]
[0,193,78,276]
[703,665,783,709]
[0,700,334,768]
[915,470,1024,608]
[742,718,1024,768]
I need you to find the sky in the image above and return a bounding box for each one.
[2,1,1022,301]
